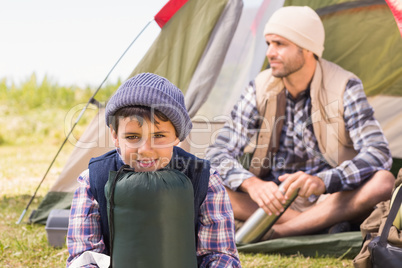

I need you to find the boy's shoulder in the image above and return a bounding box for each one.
[173,146,210,167]
[89,150,118,165]
[174,146,199,159]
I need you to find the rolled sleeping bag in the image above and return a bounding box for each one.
[105,167,197,268]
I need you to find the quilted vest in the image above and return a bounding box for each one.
[250,59,358,178]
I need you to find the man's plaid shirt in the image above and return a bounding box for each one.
[206,78,392,193]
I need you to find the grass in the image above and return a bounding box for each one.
[0,142,73,267]
[0,76,355,267]
[0,186,355,267]
[0,194,68,267]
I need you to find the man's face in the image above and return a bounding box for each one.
[265,34,306,78]
[111,116,179,172]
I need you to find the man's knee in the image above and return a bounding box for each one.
[364,170,395,201]
[224,186,258,221]
[372,170,395,190]
[224,186,237,201]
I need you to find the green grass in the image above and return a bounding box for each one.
[0,187,355,267]
[0,194,68,267]
[0,143,73,267]
[0,74,119,147]
[0,77,355,267]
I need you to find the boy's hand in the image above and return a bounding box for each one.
[278,171,326,199]
[240,176,286,216]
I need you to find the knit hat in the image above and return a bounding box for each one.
[105,73,192,141]
[264,6,325,58]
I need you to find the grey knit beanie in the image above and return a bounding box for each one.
[264,6,325,58]
[105,73,192,141]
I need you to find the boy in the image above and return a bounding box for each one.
[67,73,241,267]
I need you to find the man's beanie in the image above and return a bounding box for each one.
[264,6,325,58]
[105,73,192,141]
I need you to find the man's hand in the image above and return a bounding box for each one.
[278,171,326,199]
[239,176,286,216]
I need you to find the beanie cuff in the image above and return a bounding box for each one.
[105,73,192,141]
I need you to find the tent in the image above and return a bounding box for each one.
[28,0,244,224]
[29,0,402,258]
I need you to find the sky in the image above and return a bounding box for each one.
[0,0,167,87]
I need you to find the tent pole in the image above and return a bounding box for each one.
[16,19,155,224]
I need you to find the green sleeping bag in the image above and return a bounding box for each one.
[105,167,197,268]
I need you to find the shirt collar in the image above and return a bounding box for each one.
[285,86,311,102]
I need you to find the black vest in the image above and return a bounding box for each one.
[88,146,210,254]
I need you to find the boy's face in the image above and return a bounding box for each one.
[111,116,179,172]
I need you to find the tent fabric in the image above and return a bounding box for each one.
[315,1,402,97]
[184,0,243,117]
[196,0,285,119]
[29,191,74,224]
[237,232,362,259]
[154,0,189,28]
[385,0,402,36]
[128,0,230,93]
[367,96,402,159]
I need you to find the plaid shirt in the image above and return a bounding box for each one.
[206,78,392,193]
[67,169,241,268]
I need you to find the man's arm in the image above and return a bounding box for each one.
[66,169,107,267]
[197,170,241,268]
[317,78,393,193]
[205,81,261,190]
[206,82,291,217]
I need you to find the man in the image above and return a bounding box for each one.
[205,6,395,239]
